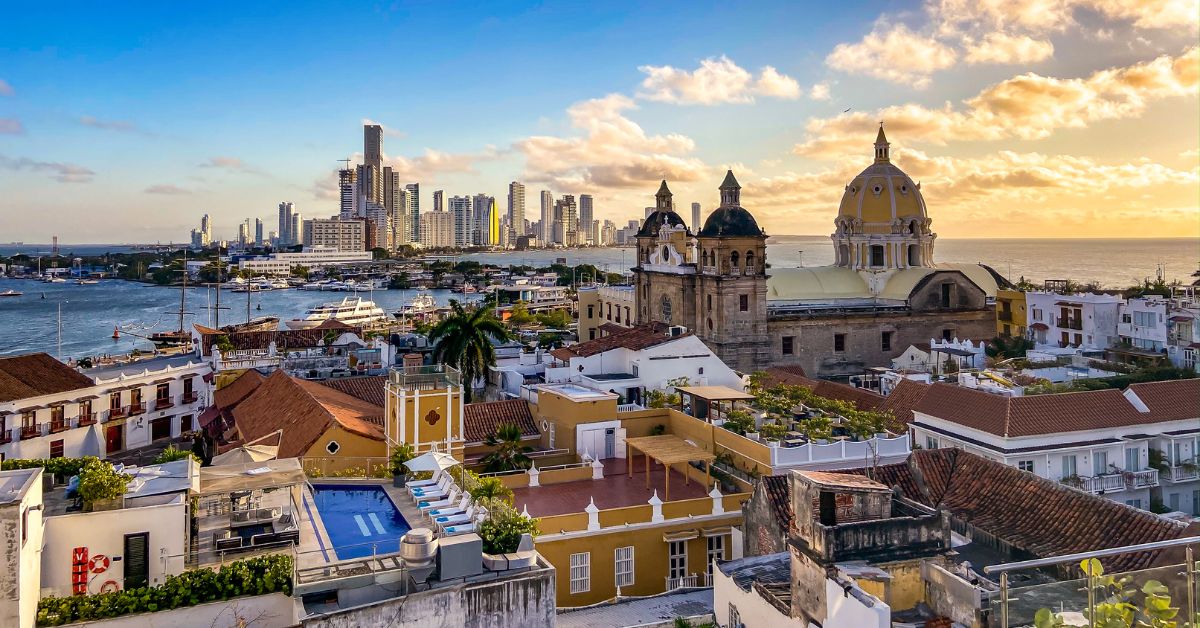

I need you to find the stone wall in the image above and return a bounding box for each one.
[741,480,788,557]
[302,567,555,628]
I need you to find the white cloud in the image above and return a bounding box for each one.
[929,0,1199,34]
[199,156,265,175]
[144,184,191,195]
[810,82,832,100]
[796,46,1199,158]
[964,33,1055,64]
[0,155,94,183]
[637,56,802,105]
[516,93,710,188]
[825,24,957,88]
[362,118,407,139]
[79,116,141,133]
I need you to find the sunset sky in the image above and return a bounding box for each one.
[1,1,1197,242]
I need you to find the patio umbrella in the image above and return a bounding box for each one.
[404,451,459,474]
[211,444,279,466]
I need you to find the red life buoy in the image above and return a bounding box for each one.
[90,555,110,573]
[99,580,120,593]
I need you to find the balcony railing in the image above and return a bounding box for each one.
[77,413,97,427]
[49,419,69,434]
[1073,469,1159,493]
[998,310,1013,321]
[127,402,146,416]
[109,406,128,419]
[1165,464,1199,482]
[0,431,10,445]
[1127,468,1158,488]
[666,574,700,590]
[154,397,174,410]
[20,425,41,439]
[1065,318,1083,330]
[181,393,198,404]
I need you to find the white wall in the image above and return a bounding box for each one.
[0,470,44,628]
[41,497,188,597]
[826,576,890,628]
[712,556,805,628]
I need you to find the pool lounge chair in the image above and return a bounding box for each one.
[403,469,444,490]
[409,476,452,498]
[425,494,470,518]
[433,504,480,527]
[417,489,461,512]
[411,480,456,503]
[442,522,476,536]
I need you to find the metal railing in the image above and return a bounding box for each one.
[985,536,1199,628]
[298,456,391,478]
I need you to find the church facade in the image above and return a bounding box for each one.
[633,127,1007,377]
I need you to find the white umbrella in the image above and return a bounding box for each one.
[404,451,459,474]
[211,444,279,467]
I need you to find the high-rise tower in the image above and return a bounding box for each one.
[364,124,383,171]
[508,182,526,237]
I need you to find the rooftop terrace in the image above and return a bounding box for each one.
[511,458,711,517]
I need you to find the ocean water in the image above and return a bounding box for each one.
[0,238,1196,359]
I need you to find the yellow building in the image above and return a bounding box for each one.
[384,364,465,459]
[577,284,636,342]
[995,289,1028,338]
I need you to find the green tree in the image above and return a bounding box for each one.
[370,247,391,260]
[77,459,131,506]
[535,308,572,329]
[388,272,411,290]
[987,335,1034,359]
[537,332,564,349]
[290,265,310,279]
[151,445,196,465]
[480,423,533,472]
[507,301,536,327]
[429,298,510,402]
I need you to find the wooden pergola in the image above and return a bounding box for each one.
[625,435,716,501]
[676,385,755,423]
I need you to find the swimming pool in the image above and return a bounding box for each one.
[311,484,411,559]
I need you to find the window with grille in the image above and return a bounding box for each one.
[668,540,687,580]
[1018,460,1034,473]
[706,535,724,575]
[614,546,634,587]
[569,552,590,594]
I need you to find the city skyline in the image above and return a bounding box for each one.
[1,1,1197,242]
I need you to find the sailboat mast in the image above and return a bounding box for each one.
[179,250,188,334]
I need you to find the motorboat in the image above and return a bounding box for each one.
[0,289,22,297]
[286,296,388,329]
[75,278,100,285]
[394,293,437,318]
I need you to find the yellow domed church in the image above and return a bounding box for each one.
[633,126,1008,377]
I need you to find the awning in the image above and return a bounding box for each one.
[676,386,755,402]
[197,406,223,428]
[662,529,699,542]
[1030,323,1049,330]
[1168,315,1194,322]
[702,527,732,537]
[150,377,174,385]
[199,458,306,496]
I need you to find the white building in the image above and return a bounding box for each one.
[889,338,987,373]
[236,245,371,276]
[1025,291,1120,351]
[303,217,365,252]
[0,354,212,461]
[420,209,455,248]
[0,468,42,628]
[910,378,1200,514]
[1166,289,1200,372]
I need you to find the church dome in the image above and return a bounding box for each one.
[699,170,764,237]
[836,125,927,226]
[638,179,689,237]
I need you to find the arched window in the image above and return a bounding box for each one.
[730,251,739,270]
[745,251,755,275]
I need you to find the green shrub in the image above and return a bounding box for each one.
[1,456,96,478]
[36,554,292,626]
[151,445,196,465]
[389,443,416,475]
[77,459,131,505]
[477,498,539,555]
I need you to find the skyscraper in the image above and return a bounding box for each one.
[254,218,264,245]
[579,194,593,244]
[508,182,526,238]
[290,211,303,247]
[405,183,420,243]
[449,195,472,248]
[471,194,494,245]
[433,190,444,213]
[489,198,500,245]
[420,209,455,248]
[364,124,383,171]
[278,202,295,245]
[237,220,249,247]
[691,202,701,232]
[555,194,577,246]
[540,190,553,243]
[338,168,357,219]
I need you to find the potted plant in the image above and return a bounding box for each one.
[389,443,415,487]
[77,459,131,512]
[478,498,540,570]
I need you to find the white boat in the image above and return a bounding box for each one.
[394,293,437,318]
[300,280,326,291]
[43,276,67,283]
[322,281,347,291]
[0,289,22,297]
[76,278,100,285]
[286,296,388,329]
[270,279,289,289]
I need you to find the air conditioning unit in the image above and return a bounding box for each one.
[669,325,687,337]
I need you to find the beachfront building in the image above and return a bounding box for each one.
[634,129,1006,376]
[909,378,1200,514]
[995,288,1028,338]
[544,323,744,406]
[1025,291,1121,351]
[235,245,372,276]
[0,353,211,461]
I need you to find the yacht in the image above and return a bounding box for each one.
[394,293,437,318]
[286,296,388,329]
[322,281,347,291]
[270,279,289,289]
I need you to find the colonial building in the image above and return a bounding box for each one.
[634,127,1006,377]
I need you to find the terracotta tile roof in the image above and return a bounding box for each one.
[319,376,386,408]
[1125,379,1200,422]
[760,475,794,534]
[231,370,383,458]
[761,366,885,411]
[914,383,1154,437]
[193,320,360,356]
[0,353,95,402]
[878,378,932,425]
[463,398,539,444]
[550,322,682,361]
[213,369,265,410]
[831,449,1190,572]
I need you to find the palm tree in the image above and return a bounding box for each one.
[429,298,509,402]
[480,423,533,472]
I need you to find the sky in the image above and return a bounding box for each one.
[0,0,1197,243]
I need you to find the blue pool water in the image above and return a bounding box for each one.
[311,485,411,559]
